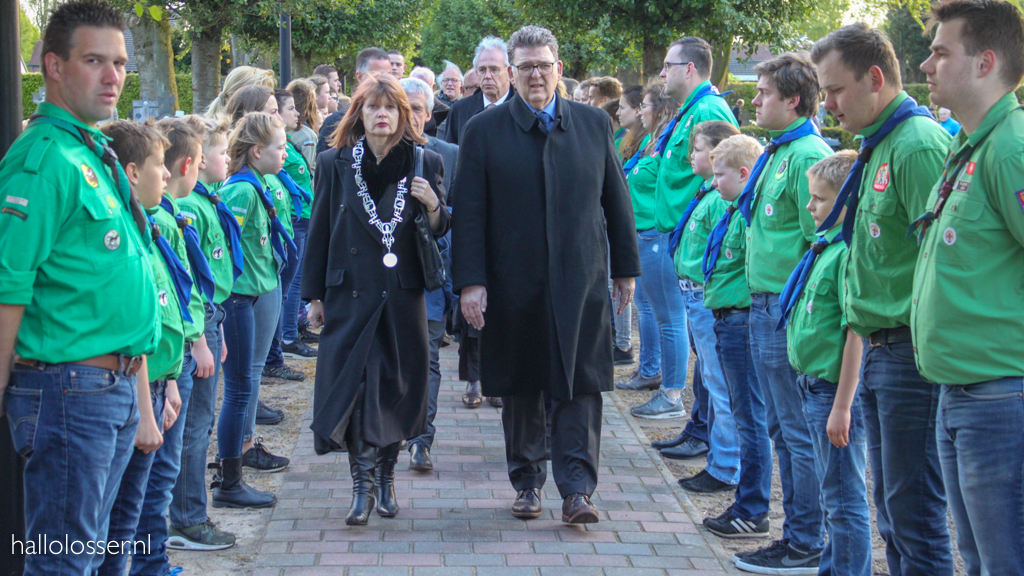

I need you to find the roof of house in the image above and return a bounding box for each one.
[27,28,138,73]
[729,44,774,81]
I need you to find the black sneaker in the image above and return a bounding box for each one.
[703,508,769,539]
[262,364,305,382]
[298,324,319,344]
[678,469,737,493]
[282,339,317,358]
[242,438,290,472]
[732,539,821,575]
[613,346,635,365]
[440,333,452,348]
[256,401,284,425]
[734,539,787,561]
[167,520,236,551]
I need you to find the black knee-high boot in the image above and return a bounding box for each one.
[345,409,377,526]
[375,442,401,517]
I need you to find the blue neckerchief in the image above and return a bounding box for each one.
[225,166,298,274]
[776,232,844,331]
[277,168,312,222]
[147,214,193,323]
[192,180,244,281]
[702,204,737,284]
[159,196,216,303]
[654,85,732,158]
[816,96,934,245]
[737,118,824,225]
[668,182,715,257]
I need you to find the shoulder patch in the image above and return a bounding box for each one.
[1017,190,1024,214]
[873,163,890,192]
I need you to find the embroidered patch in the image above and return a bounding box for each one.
[235,215,244,226]
[943,227,957,245]
[725,248,734,259]
[1017,190,1024,214]
[684,117,692,128]
[966,162,976,175]
[873,163,890,192]
[260,234,268,246]
[105,195,118,209]
[689,221,696,231]
[275,189,284,200]
[775,159,788,179]
[212,246,224,260]
[1,207,27,220]
[158,289,169,306]
[955,179,970,192]
[633,167,639,175]
[81,164,99,188]
[765,203,774,217]
[869,223,881,238]
[104,229,120,250]
[666,150,672,159]
[298,165,306,175]
[4,195,27,207]
[807,300,814,314]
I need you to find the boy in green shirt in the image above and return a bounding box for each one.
[782,151,871,576]
[698,135,775,541]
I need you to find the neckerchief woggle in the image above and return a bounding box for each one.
[776,231,844,331]
[702,204,738,284]
[737,118,824,225]
[147,214,193,323]
[192,180,244,281]
[816,96,934,245]
[277,167,312,223]
[668,182,715,257]
[225,166,298,274]
[27,114,150,245]
[159,196,216,303]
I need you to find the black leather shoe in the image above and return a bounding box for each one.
[660,436,710,460]
[651,430,689,449]
[679,469,737,493]
[511,488,542,519]
[486,396,503,408]
[409,443,433,471]
[462,381,482,408]
[561,493,599,524]
[255,401,284,425]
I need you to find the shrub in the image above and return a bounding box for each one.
[22,73,194,120]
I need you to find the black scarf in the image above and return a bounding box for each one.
[361,138,414,203]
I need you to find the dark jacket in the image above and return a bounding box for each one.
[303,141,451,453]
[442,87,517,145]
[424,135,458,322]
[451,94,640,400]
[423,99,450,139]
[315,101,351,157]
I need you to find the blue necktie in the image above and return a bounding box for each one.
[148,214,193,323]
[668,182,715,257]
[737,119,824,225]
[702,205,737,284]
[192,181,244,281]
[225,167,299,275]
[160,196,216,303]
[536,110,555,133]
[776,232,844,331]
[816,96,934,245]
[277,168,312,223]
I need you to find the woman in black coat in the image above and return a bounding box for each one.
[301,74,450,526]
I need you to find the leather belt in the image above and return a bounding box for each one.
[712,307,749,320]
[15,353,145,376]
[868,326,913,347]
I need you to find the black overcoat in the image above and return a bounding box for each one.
[302,143,450,454]
[442,87,517,145]
[450,94,640,400]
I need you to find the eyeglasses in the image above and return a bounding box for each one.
[440,78,460,84]
[476,66,504,78]
[662,61,692,72]
[514,62,555,76]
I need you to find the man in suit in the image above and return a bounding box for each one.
[316,47,392,156]
[409,66,451,138]
[442,36,515,146]
[452,25,640,524]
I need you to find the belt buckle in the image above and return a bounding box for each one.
[123,355,144,375]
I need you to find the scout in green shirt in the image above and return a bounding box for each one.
[143,204,187,381]
[264,173,295,237]
[627,134,660,230]
[278,90,315,221]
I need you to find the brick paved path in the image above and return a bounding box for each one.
[252,344,736,575]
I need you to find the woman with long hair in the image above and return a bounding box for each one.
[616,86,646,162]
[205,66,276,118]
[287,78,322,145]
[309,75,331,127]
[302,73,450,526]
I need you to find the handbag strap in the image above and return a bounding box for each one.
[415,145,424,180]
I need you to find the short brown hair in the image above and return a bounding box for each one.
[690,121,741,155]
[753,52,821,117]
[226,85,274,125]
[508,25,560,63]
[591,77,623,100]
[42,0,125,79]
[191,113,231,148]
[710,134,763,171]
[807,150,857,192]
[227,112,283,175]
[670,37,714,78]
[156,117,204,170]
[330,73,426,153]
[313,64,337,78]
[101,119,168,169]
[930,0,1024,89]
[811,23,902,90]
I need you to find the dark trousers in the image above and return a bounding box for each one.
[459,335,480,382]
[502,390,602,498]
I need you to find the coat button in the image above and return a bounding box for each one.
[340,205,346,212]
[381,291,387,298]
[352,291,358,298]
[350,248,357,254]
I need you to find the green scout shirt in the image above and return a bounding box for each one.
[178,180,234,305]
[702,200,752,310]
[220,171,279,297]
[145,207,186,380]
[746,117,833,295]
[284,140,314,221]
[912,92,1024,385]
[627,135,660,231]
[843,91,950,337]
[674,180,721,284]
[787,226,848,383]
[0,102,160,363]
[264,173,294,238]
[654,80,738,232]
[154,194,205,341]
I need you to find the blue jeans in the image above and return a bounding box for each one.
[798,375,871,576]
[171,303,224,529]
[713,310,771,520]
[749,293,824,553]
[633,270,660,379]
[282,217,309,344]
[860,340,952,576]
[685,290,740,485]
[97,380,166,576]
[937,377,1024,576]
[636,229,689,390]
[679,353,709,444]
[129,353,196,576]
[220,293,257,458]
[6,363,139,576]
[410,319,447,449]
[246,285,283,441]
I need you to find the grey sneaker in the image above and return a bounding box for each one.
[631,389,685,419]
[616,370,662,391]
[732,539,821,574]
[167,520,236,551]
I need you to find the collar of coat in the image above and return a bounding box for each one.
[508,93,570,134]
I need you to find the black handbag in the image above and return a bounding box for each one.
[412,146,446,292]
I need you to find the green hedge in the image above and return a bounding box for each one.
[740,124,856,151]
[22,73,194,120]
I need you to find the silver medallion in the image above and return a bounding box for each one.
[383,253,398,268]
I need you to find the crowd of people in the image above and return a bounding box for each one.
[1,1,1022,576]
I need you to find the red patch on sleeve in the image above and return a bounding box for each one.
[966,162,976,175]
[1017,190,1024,214]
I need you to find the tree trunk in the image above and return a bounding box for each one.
[192,24,224,114]
[293,52,312,79]
[641,34,666,83]
[710,37,733,90]
[128,15,178,113]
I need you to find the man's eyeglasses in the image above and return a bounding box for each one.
[440,78,460,84]
[514,62,555,76]
[662,61,692,72]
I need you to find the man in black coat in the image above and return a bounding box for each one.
[316,47,392,156]
[451,25,640,524]
[441,36,516,146]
